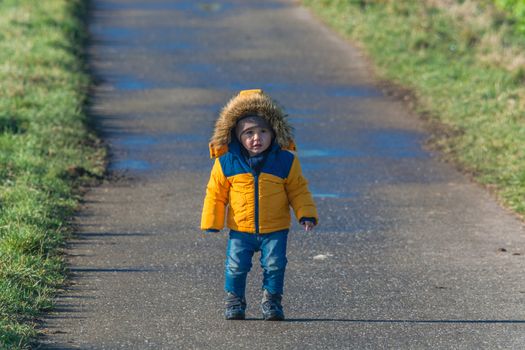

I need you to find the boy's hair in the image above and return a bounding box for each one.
[235,115,273,140]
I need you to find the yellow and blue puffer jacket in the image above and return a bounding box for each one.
[201,89,318,234]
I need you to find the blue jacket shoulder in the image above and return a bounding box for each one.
[262,149,295,179]
[218,153,247,178]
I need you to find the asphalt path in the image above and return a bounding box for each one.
[41,0,525,348]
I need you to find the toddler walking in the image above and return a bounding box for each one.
[201,89,318,321]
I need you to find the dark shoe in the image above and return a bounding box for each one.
[261,290,284,321]
[224,292,246,320]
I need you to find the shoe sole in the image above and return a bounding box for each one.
[225,314,245,320]
[263,314,284,321]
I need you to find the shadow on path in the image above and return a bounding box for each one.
[230,318,525,324]
[282,318,525,324]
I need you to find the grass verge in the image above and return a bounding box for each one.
[302,0,525,216]
[0,0,104,348]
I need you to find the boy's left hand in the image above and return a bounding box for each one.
[302,220,315,232]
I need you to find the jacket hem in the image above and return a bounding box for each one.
[229,228,289,235]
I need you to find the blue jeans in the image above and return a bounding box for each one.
[224,230,288,298]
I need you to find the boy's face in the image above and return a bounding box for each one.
[239,124,273,156]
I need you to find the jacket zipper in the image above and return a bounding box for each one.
[254,173,259,234]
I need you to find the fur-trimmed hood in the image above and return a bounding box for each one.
[209,89,296,158]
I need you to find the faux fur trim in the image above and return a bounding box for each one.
[209,90,295,158]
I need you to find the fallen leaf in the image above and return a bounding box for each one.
[313,254,328,261]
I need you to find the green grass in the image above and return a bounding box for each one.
[0,0,104,348]
[494,0,525,34]
[303,0,525,216]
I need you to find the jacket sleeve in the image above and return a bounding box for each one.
[285,156,318,225]
[201,158,230,231]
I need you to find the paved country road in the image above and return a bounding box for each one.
[40,0,525,349]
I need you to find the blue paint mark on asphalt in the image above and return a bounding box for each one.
[179,62,218,75]
[114,75,156,91]
[313,193,341,199]
[93,1,237,15]
[114,136,158,148]
[96,1,285,12]
[90,26,136,41]
[362,129,430,159]
[111,159,152,171]
[140,41,200,53]
[109,132,210,173]
[298,129,429,160]
[327,86,383,98]
[91,24,201,53]
[288,116,312,124]
[227,82,383,99]
[300,149,337,158]
[299,149,365,158]
[103,27,134,41]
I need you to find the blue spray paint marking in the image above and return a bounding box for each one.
[109,133,210,173]
[298,129,429,160]
[295,127,434,202]
[228,82,383,98]
[288,116,311,124]
[96,1,285,12]
[364,129,429,159]
[299,149,365,158]
[114,75,157,91]
[90,26,136,41]
[148,42,199,52]
[114,136,158,148]
[111,160,152,171]
[103,27,134,40]
[92,2,244,16]
[312,193,341,199]
[91,25,200,52]
[327,86,383,98]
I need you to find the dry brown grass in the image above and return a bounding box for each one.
[425,0,525,73]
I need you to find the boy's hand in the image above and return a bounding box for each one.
[302,220,315,232]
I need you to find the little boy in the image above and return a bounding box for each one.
[201,89,318,321]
